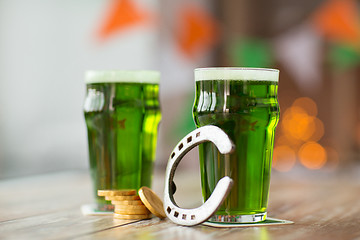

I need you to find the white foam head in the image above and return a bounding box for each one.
[194,67,279,82]
[85,70,160,84]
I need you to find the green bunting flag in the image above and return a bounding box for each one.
[228,38,274,68]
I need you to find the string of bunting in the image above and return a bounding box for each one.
[312,0,360,70]
[96,0,219,60]
[95,0,360,69]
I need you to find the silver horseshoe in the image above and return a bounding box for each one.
[163,125,235,226]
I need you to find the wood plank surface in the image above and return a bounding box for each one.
[0,169,359,240]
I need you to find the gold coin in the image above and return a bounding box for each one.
[113,213,152,220]
[98,189,136,197]
[105,195,140,201]
[138,187,166,219]
[114,208,150,215]
[115,204,148,210]
[111,200,144,205]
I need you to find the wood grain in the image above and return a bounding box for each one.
[0,172,92,222]
[0,170,359,240]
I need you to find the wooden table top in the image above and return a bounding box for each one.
[0,168,360,240]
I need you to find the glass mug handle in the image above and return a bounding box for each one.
[164,125,235,226]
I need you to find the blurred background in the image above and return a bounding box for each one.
[1,0,360,179]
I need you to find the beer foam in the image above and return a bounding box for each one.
[85,70,160,84]
[195,68,279,82]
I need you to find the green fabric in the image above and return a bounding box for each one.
[328,43,360,70]
[229,38,274,68]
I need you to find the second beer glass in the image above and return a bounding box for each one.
[192,67,279,223]
[84,70,161,211]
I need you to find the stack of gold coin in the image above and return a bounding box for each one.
[97,189,151,220]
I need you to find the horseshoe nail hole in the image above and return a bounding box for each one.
[178,143,183,151]
[191,215,196,220]
[171,152,175,159]
[174,211,179,218]
[196,132,200,138]
[167,207,171,214]
[187,136,192,143]
[182,214,187,220]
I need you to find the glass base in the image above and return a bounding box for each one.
[208,212,267,223]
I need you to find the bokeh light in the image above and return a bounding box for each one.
[282,107,305,140]
[292,97,318,117]
[283,106,315,142]
[273,145,296,172]
[309,117,325,142]
[298,142,327,169]
[273,97,331,171]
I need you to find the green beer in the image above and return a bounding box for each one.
[192,68,279,223]
[84,71,161,210]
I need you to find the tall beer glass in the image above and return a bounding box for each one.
[192,68,279,223]
[84,70,161,211]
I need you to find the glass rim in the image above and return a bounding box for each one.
[85,70,160,84]
[194,67,279,82]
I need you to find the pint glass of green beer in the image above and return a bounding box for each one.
[192,67,279,223]
[84,70,161,211]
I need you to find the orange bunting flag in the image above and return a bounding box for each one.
[312,0,360,46]
[97,0,152,40]
[176,3,219,59]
